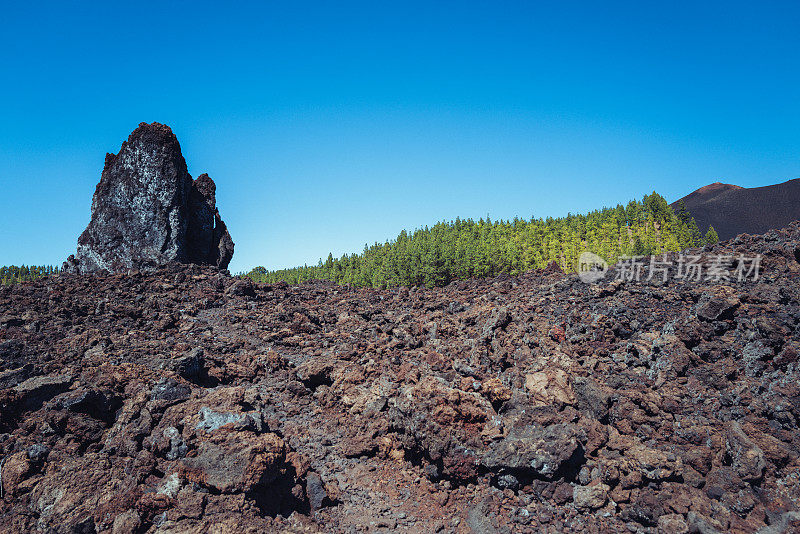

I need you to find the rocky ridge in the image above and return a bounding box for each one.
[64,123,234,274]
[2,225,800,532]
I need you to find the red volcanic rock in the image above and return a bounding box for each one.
[2,224,800,531]
[179,430,286,494]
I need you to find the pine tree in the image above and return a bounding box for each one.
[705,226,719,246]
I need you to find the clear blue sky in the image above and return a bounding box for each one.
[1,1,799,273]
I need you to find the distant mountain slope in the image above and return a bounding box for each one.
[672,178,800,240]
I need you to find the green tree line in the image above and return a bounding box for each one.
[248,193,704,289]
[1,265,60,286]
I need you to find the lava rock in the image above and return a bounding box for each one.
[162,427,189,460]
[0,339,25,368]
[54,389,122,423]
[483,423,584,479]
[13,374,73,411]
[573,483,609,511]
[225,279,256,298]
[725,421,766,483]
[0,364,34,390]
[306,472,327,511]
[63,122,234,273]
[696,287,740,321]
[111,510,142,534]
[195,407,256,434]
[657,513,689,534]
[26,444,50,464]
[0,452,31,498]
[150,378,192,404]
[179,430,285,493]
[573,376,612,422]
[174,348,204,381]
[524,369,576,408]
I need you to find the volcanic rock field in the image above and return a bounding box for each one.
[2,225,800,533]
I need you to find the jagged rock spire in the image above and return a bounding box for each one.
[64,122,234,273]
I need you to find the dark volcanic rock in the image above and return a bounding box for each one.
[483,422,584,479]
[5,225,800,532]
[187,173,234,272]
[63,122,234,273]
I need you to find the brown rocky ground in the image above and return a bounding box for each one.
[3,225,800,533]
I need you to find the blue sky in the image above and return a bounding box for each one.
[1,1,799,273]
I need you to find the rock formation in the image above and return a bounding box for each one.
[64,122,234,273]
